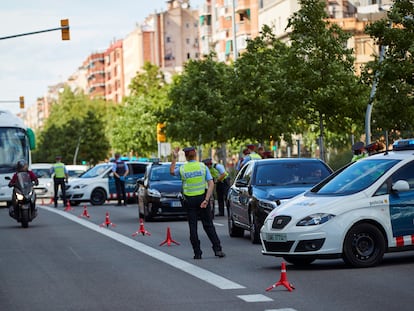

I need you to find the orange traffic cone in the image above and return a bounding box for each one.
[79,205,90,218]
[100,212,116,228]
[132,218,151,237]
[159,227,180,246]
[64,201,74,212]
[266,262,295,292]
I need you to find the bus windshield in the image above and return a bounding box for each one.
[0,127,30,174]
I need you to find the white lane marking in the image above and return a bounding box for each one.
[265,309,298,311]
[41,206,245,290]
[237,294,273,302]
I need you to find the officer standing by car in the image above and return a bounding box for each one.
[202,158,230,217]
[170,147,225,260]
[51,156,68,208]
[112,153,129,206]
[240,144,262,168]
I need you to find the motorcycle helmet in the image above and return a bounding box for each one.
[16,159,27,172]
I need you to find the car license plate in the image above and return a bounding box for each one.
[171,201,181,207]
[266,233,287,242]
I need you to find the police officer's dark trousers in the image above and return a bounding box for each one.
[184,194,222,256]
[215,178,230,216]
[54,177,66,207]
[114,177,126,205]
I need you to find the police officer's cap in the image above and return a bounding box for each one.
[351,141,365,151]
[183,147,196,155]
[56,155,62,160]
[202,158,212,165]
[247,144,256,150]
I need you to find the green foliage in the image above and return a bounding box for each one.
[110,62,169,157]
[163,54,233,145]
[363,0,414,136]
[32,88,111,165]
[286,0,368,136]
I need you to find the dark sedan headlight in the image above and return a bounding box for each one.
[257,199,278,213]
[296,213,335,226]
[147,188,161,198]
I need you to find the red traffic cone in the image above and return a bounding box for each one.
[49,197,54,205]
[41,198,45,205]
[159,227,180,246]
[266,262,295,292]
[132,218,151,237]
[100,212,116,228]
[64,201,74,212]
[79,205,90,218]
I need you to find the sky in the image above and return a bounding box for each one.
[0,0,204,115]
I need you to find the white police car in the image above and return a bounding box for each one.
[261,138,414,268]
[65,162,148,205]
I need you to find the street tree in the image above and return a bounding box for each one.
[110,62,169,156]
[363,0,414,139]
[285,0,368,160]
[226,25,295,145]
[164,54,233,146]
[32,88,111,164]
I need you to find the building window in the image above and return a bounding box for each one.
[166,36,171,43]
[187,53,190,59]
[186,38,190,44]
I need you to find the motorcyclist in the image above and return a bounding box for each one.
[8,160,39,216]
[8,160,39,187]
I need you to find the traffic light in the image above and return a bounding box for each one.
[61,19,70,40]
[19,96,24,109]
[157,123,166,143]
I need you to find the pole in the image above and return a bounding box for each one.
[232,0,238,61]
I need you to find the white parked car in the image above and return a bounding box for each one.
[31,163,53,198]
[66,165,89,180]
[261,138,414,268]
[65,162,148,206]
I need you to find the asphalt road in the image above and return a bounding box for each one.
[0,202,413,311]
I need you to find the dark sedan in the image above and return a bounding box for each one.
[137,162,185,221]
[227,158,333,244]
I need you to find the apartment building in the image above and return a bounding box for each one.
[105,40,125,103]
[83,52,106,100]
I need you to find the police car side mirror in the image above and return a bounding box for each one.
[392,180,410,192]
[235,179,248,187]
[5,176,10,180]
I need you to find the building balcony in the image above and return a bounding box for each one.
[200,25,212,37]
[236,21,251,35]
[235,0,250,13]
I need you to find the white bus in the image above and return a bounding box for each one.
[0,110,35,206]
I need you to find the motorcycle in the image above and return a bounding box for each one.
[6,172,38,228]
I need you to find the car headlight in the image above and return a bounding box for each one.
[257,199,278,212]
[73,184,88,189]
[147,188,161,198]
[296,213,335,226]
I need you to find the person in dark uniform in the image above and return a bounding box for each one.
[170,146,225,260]
[51,156,68,208]
[112,153,129,205]
[202,158,230,217]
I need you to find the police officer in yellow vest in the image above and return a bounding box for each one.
[170,147,225,259]
[240,144,262,168]
[51,155,68,208]
[202,158,230,217]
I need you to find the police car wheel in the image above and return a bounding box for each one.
[342,223,385,268]
[90,188,106,206]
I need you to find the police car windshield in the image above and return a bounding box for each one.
[81,164,112,178]
[312,159,399,195]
